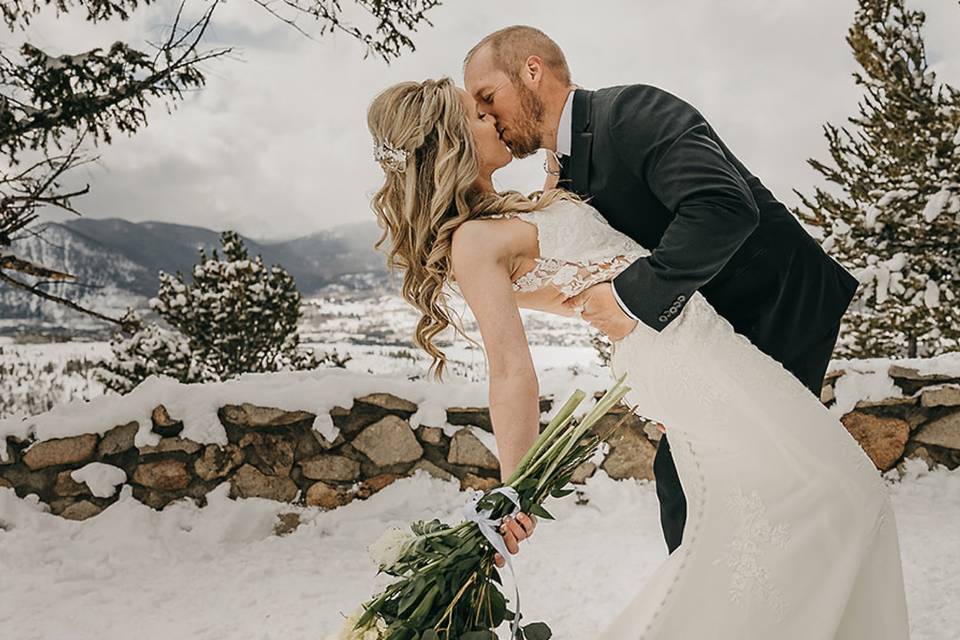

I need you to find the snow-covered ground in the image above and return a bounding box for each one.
[1,459,957,640]
[3,296,960,639]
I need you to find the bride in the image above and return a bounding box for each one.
[366,77,911,639]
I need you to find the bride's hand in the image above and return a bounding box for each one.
[493,511,537,568]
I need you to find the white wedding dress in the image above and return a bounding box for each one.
[478,199,911,639]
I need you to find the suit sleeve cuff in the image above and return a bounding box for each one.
[610,280,641,321]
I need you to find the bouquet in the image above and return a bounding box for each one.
[327,372,634,640]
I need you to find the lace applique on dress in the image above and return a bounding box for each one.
[711,486,791,623]
[484,207,647,299]
[512,254,642,297]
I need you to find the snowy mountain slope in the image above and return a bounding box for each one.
[0,218,389,323]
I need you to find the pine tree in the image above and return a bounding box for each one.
[1,0,440,326]
[96,230,349,393]
[794,0,960,358]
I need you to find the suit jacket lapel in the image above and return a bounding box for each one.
[564,88,593,197]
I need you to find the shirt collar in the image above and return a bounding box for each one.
[555,89,575,158]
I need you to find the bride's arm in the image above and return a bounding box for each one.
[451,221,540,484]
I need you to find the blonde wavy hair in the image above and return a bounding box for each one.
[367,76,576,381]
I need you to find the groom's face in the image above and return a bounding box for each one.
[465,46,545,159]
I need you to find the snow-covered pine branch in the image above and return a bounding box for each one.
[794,0,960,358]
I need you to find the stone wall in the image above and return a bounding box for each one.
[1,363,958,521]
[821,364,960,472]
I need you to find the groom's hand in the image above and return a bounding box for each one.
[563,282,638,342]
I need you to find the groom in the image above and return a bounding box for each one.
[464,26,859,554]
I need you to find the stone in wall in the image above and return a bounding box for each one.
[139,437,203,456]
[351,415,423,467]
[230,464,299,502]
[855,396,918,410]
[133,459,192,491]
[601,422,656,481]
[356,393,418,416]
[357,473,399,499]
[54,469,89,497]
[447,430,499,470]
[888,365,960,395]
[238,432,295,476]
[820,384,836,405]
[417,426,444,446]
[461,472,499,492]
[329,392,417,439]
[299,454,361,482]
[447,398,553,434]
[409,459,454,481]
[305,481,353,509]
[151,404,184,437]
[913,410,960,451]
[22,434,98,470]
[49,498,104,521]
[98,422,138,457]
[920,385,960,408]
[219,403,316,430]
[570,461,597,484]
[841,411,910,471]
[0,465,53,496]
[194,444,245,481]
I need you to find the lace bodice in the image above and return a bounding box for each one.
[452,199,650,299]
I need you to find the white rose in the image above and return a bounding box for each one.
[367,525,415,570]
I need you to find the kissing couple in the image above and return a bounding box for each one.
[365,25,910,639]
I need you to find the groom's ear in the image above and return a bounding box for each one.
[522,55,544,88]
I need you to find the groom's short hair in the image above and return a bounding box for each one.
[465,25,571,85]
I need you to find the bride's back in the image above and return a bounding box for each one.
[450,199,650,318]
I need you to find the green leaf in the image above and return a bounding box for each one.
[550,486,575,498]
[522,621,553,639]
[397,577,428,616]
[420,631,440,640]
[488,586,507,626]
[408,584,440,623]
[526,503,555,520]
[461,631,496,640]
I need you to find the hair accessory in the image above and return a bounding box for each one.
[374,140,409,173]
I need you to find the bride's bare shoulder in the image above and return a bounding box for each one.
[451,216,519,260]
[449,216,527,282]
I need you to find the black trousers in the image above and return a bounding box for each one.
[652,319,844,554]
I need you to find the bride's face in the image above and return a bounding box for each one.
[458,87,512,178]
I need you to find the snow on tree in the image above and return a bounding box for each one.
[795,0,960,358]
[96,230,349,394]
[1,0,440,327]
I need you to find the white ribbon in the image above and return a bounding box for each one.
[462,485,524,638]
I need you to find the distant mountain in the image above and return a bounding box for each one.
[0,218,390,325]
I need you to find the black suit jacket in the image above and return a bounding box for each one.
[560,85,859,365]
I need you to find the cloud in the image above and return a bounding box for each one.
[17,0,960,241]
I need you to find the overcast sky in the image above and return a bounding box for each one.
[14,0,960,242]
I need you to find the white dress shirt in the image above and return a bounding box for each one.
[555,89,640,322]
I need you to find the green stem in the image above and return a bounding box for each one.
[505,388,585,486]
[536,373,630,491]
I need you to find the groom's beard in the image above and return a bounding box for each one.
[503,82,545,159]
